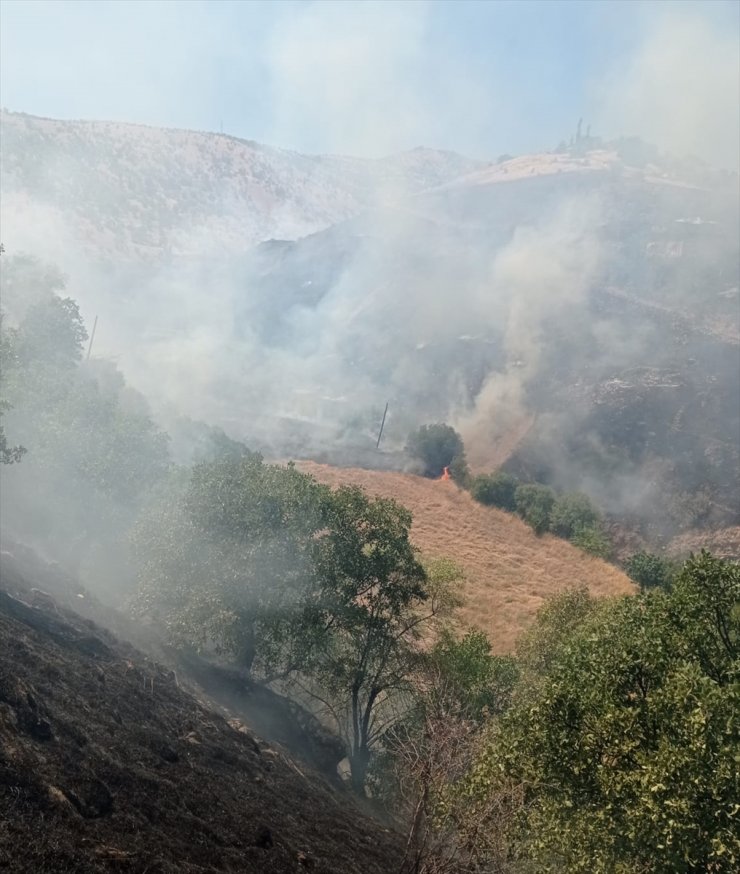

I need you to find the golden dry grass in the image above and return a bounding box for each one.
[297,462,635,653]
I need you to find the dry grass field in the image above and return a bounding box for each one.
[297,462,635,653]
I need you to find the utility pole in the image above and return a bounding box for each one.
[376,402,389,450]
[86,315,98,360]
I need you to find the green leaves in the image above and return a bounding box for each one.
[470,470,518,511]
[514,482,556,534]
[405,423,467,479]
[467,552,740,872]
[134,458,329,673]
[550,492,601,539]
[625,550,678,591]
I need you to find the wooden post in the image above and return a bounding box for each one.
[86,315,98,361]
[376,402,389,450]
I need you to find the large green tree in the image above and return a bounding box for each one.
[466,552,739,873]
[134,457,329,673]
[406,423,467,480]
[305,487,457,793]
[135,466,454,794]
[0,257,169,577]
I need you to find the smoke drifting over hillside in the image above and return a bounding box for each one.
[1,1,738,554]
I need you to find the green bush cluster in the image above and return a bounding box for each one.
[463,552,740,873]
[470,471,518,511]
[470,462,610,556]
[625,550,679,591]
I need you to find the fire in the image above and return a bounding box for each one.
[439,466,451,481]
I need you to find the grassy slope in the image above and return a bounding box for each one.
[297,462,634,652]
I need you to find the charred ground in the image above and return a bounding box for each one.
[0,557,403,874]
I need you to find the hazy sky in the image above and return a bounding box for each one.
[1,0,738,164]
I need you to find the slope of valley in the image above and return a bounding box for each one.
[297,462,634,652]
[0,558,403,874]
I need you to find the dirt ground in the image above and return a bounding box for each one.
[0,568,404,873]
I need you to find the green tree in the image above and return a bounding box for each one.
[625,550,678,591]
[550,491,601,539]
[570,524,613,559]
[514,483,556,534]
[134,457,329,673]
[470,471,518,511]
[0,401,26,464]
[467,552,740,873]
[429,628,519,721]
[0,309,25,464]
[406,423,466,479]
[15,295,87,367]
[1,278,170,573]
[306,490,457,794]
[448,450,471,487]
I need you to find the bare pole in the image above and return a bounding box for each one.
[86,315,98,361]
[376,402,389,450]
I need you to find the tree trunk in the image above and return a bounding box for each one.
[349,745,370,796]
[237,622,257,674]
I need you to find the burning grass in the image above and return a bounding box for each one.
[297,462,634,653]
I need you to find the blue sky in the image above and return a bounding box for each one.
[1,0,738,164]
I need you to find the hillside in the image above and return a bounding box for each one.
[296,463,634,652]
[1,111,737,547]
[0,111,483,260]
[0,566,403,874]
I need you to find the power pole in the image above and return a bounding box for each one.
[86,315,98,360]
[376,402,389,450]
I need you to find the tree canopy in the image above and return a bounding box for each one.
[406,423,467,480]
[465,552,740,873]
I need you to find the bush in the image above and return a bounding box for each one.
[550,492,600,539]
[571,524,613,559]
[514,483,556,534]
[430,628,519,720]
[406,423,466,479]
[470,471,518,511]
[448,451,471,487]
[625,551,677,591]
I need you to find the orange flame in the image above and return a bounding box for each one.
[439,466,451,481]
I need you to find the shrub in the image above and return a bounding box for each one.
[625,551,678,591]
[571,524,613,559]
[550,492,600,539]
[448,451,471,487]
[406,423,466,479]
[514,483,556,534]
[470,471,518,511]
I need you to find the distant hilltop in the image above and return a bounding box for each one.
[0,110,483,261]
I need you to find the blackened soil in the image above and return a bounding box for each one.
[0,587,403,873]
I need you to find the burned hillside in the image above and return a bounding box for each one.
[0,557,403,874]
